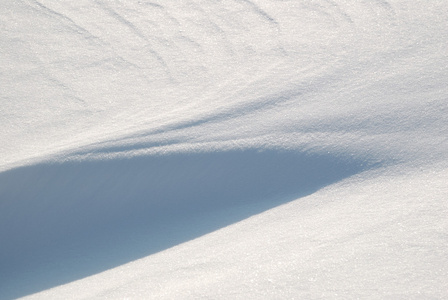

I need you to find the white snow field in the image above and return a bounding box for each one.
[1,0,447,299]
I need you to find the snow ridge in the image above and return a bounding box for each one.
[1,0,447,299]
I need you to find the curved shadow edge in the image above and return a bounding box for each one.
[0,149,375,299]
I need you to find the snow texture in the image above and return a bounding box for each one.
[0,0,447,299]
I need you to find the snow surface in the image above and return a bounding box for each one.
[1,0,447,299]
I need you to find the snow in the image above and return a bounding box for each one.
[1,0,447,299]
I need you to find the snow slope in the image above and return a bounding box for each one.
[1,0,447,299]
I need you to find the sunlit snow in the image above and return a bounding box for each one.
[1,0,447,299]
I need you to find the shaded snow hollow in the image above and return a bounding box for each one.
[1,0,447,299]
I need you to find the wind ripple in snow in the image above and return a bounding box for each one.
[1,0,447,299]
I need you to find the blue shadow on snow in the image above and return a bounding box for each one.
[0,148,374,299]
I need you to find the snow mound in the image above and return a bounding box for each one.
[1,0,447,299]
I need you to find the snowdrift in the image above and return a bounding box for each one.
[0,148,372,298]
[1,0,447,299]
